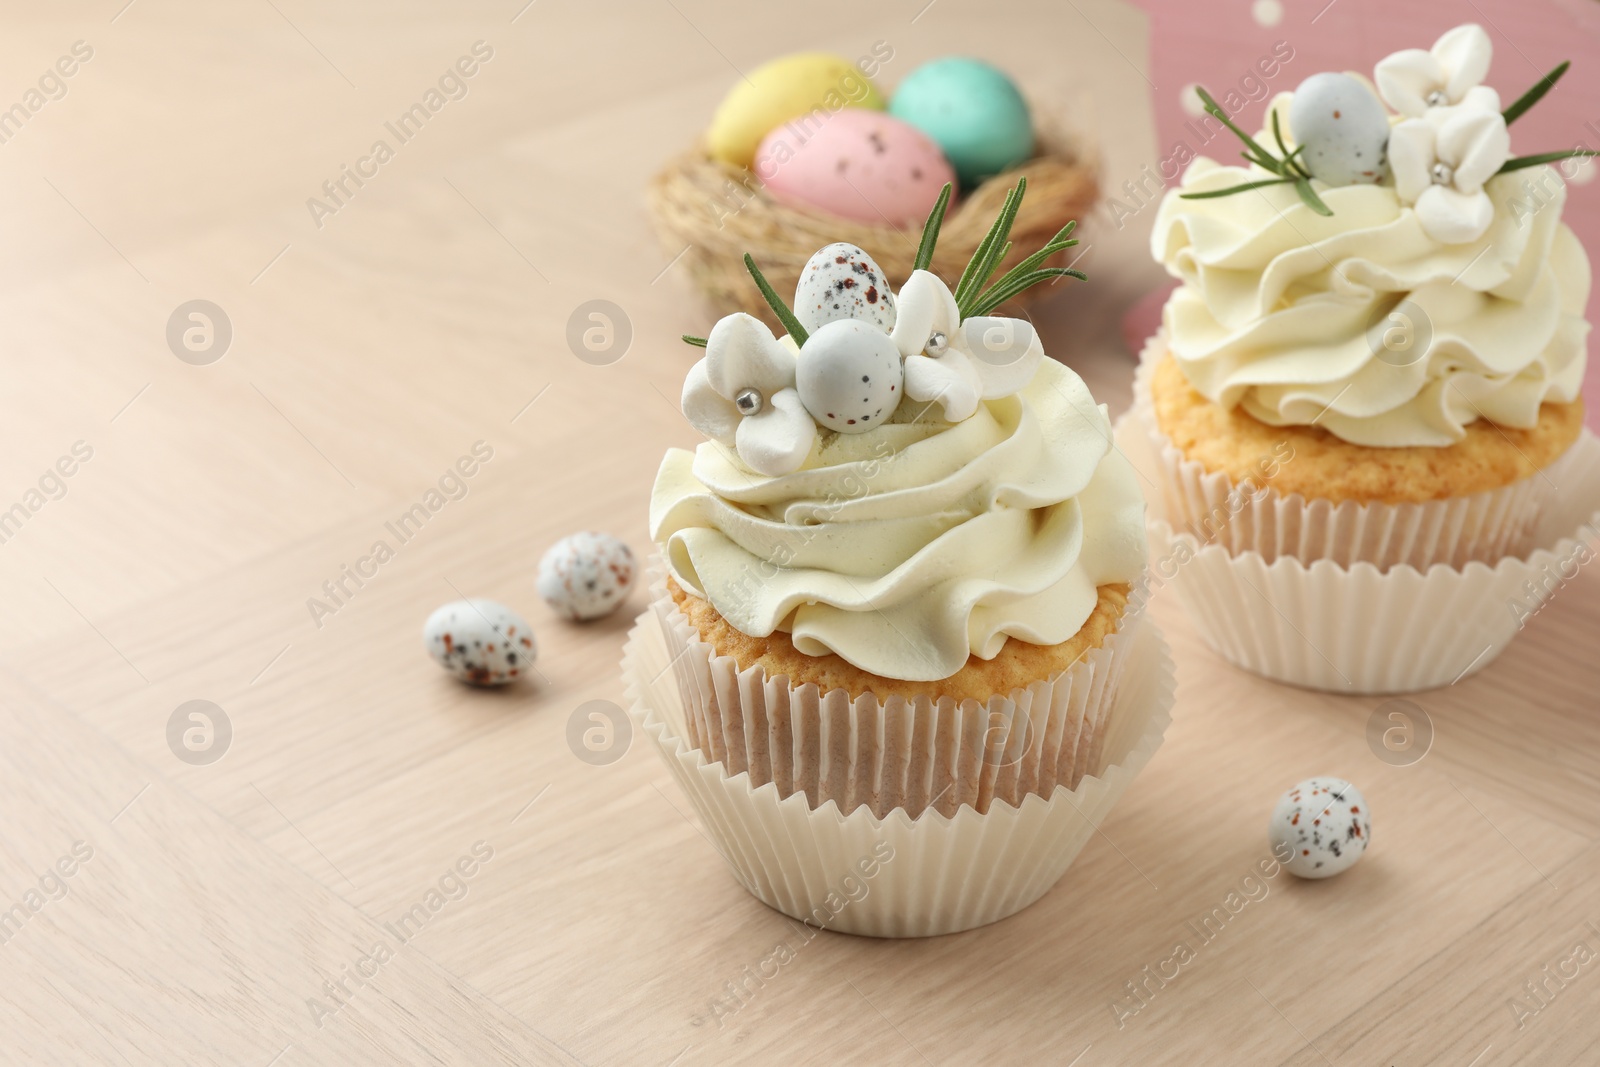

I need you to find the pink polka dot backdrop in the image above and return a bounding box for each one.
[1124,0,1600,428]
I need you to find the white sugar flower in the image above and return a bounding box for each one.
[888,270,1043,422]
[681,313,816,476]
[1375,23,1493,117]
[1388,89,1509,244]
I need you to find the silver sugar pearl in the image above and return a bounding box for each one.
[1430,161,1454,186]
[734,387,763,416]
[1425,89,1448,107]
[925,331,948,357]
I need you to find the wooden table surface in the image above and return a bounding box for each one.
[2,2,1597,1064]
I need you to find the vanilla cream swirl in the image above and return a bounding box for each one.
[649,358,1147,682]
[1152,159,1590,446]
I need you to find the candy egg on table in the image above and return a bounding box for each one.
[889,57,1034,188]
[1288,72,1391,186]
[795,318,903,433]
[794,242,897,335]
[708,52,884,168]
[537,532,636,621]
[1268,776,1371,879]
[422,599,535,686]
[755,109,954,226]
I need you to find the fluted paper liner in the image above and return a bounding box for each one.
[1133,334,1577,571]
[1117,359,1600,692]
[651,579,1144,820]
[621,600,1175,937]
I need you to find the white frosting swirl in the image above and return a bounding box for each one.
[649,358,1147,682]
[1152,159,1590,447]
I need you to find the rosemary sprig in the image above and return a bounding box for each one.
[968,267,1086,318]
[1496,149,1599,175]
[682,334,708,347]
[953,179,1026,312]
[1179,87,1332,216]
[912,183,952,272]
[743,253,808,347]
[947,180,1085,318]
[1503,61,1569,126]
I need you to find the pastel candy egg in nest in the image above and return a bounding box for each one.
[1288,72,1391,186]
[755,109,954,226]
[795,319,903,434]
[794,242,896,336]
[1268,776,1371,879]
[708,52,884,168]
[422,599,535,686]
[537,532,636,621]
[889,57,1034,188]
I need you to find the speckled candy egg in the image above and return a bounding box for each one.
[794,242,896,336]
[755,108,954,226]
[707,52,885,168]
[889,57,1034,188]
[422,599,535,686]
[795,319,903,433]
[1268,777,1371,879]
[537,532,635,621]
[1288,72,1391,186]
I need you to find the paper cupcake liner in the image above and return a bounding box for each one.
[1115,406,1600,693]
[621,601,1175,937]
[1132,334,1575,571]
[650,579,1144,820]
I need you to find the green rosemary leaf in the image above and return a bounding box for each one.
[912,183,953,272]
[681,334,708,347]
[967,267,1085,317]
[1270,109,1309,180]
[1241,148,1285,175]
[1179,178,1297,199]
[1198,87,1281,174]
[956,179,1027,313]
[1502,60,1570,126]
[743,253,809,347]
[953,185,1013,310]
[1293,178,1333,216]
[1496,148,1598,174]
[982,222,1079,296]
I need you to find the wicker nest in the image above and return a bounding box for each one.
[647,107,1099,331]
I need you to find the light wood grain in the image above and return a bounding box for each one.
[0,2,1596,1065]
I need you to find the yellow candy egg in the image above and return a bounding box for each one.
[707,52,884,168]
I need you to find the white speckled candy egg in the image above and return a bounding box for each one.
[1268,777,1371,879]
[1288,72,1391,186]
[537,532,635,620]
[794,242,896,336]
[422,599,535,686]
[795,319,903,434]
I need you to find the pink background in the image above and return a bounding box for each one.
[1125,0,1600,426]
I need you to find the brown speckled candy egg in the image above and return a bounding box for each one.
[794,242,896,336]
[422,599,535,686]
[1268,776,1371,879]
[537,532,635,620]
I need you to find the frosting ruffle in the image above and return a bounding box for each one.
[1151,154,1590,447]
[649,358,1148,681]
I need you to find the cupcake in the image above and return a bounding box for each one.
[623,182,1175,936]
[1126,24,1600,691]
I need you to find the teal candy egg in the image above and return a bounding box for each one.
[889,57,1033,188]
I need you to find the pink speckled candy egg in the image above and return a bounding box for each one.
[754,108,954,225]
